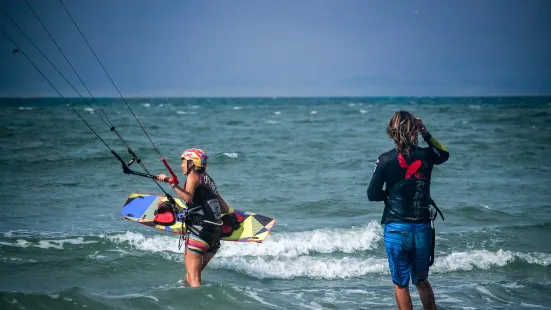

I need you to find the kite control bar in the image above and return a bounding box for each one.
[112,150,157,179]
[111,150,179,185]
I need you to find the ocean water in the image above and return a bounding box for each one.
[0,97,550,310]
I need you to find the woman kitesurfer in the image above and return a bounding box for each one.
[367,111,449,310]
[156,148,230,287]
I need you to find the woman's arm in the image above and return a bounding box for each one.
[172,173,198,204]
[156,173,198,204]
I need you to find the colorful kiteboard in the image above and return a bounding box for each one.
[121,193,276,242]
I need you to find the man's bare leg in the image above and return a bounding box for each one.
[415,279,436,310]
[394,284,413,310]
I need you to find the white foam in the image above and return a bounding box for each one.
[266,120,278,124]
[88,251,107,260]
[469,105,481,110]
[142,103,151,107]
[106,249,130,255]
[233,106,242,110]
[223,153,238,159]
[101,293,159,302]
[102,231,173,251]
[213,256,389,279]
[38,238,97,249]
[359,109,368,114]
[501,282,524,289]
[476,285,508,302]
[306,293,386,309]
[18,107,33,110]
[435,295,464,303]
[520,302,547,308]
[0,239,30,248]
[0,237,96,250]
[310,111,317,115]
[158,104,164,107]
[2,256,37,263]
[100,229,551,280]
[83,107,94,114]
[514,251,551,265]
[4,257,37,263]
[144,295,159,302]
[7,298,18,304]
[343,289,371,295]
[102,223,381,258]
[348,103,356,107]
[300,301,323,310]
[432,249,551,273]
[218,221,382,258]
[8,257,23,262]
[242,289,281,308]
[214,249,551,280]
[177,111,187,115]
[274,111,281,115]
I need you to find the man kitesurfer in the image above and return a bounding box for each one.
[156,148,231,287]
[367,111,449,310]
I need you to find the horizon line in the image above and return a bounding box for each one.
[2,94,551,100]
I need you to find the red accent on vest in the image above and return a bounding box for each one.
[398,154,424,179]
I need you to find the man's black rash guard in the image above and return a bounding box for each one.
[367,133,450,203]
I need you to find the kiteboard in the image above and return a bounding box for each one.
[121,193,276,242]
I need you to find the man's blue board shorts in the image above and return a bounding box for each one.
[384,223,432,287]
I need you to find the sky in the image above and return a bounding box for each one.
[0,0,550,97]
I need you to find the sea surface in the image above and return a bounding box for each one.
[1,97,550,309]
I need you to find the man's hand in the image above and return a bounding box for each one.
[416,118,429,136]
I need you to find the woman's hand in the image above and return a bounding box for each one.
[156,174,170,182]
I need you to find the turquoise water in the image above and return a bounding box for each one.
[1,97,550,309]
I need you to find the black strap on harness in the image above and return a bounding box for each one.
[429,199,444,266]
[177,204,203,250]
[178,219,186,251]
